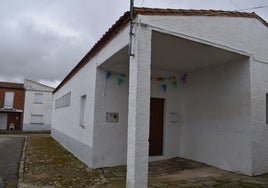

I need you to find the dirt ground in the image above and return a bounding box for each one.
[19,135,268,187]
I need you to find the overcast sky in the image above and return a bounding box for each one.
[0,0,267,88]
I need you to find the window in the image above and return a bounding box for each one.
[266,93,268,124]
[79,95,86,128]
[34,93,43,104]
[4,92,14,108]
[31,114,43,124]
[55,92,71,109]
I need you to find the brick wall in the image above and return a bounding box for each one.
[0,88,25,110]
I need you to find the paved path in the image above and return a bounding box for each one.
[20,136,268,187]
[0,136,25,187]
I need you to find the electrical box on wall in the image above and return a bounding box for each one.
[169,112,178,123]
[106,112,119,123]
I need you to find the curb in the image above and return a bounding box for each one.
[18,136,27,188]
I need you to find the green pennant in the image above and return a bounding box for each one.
[171,80,177,88]
[118,78,124,86]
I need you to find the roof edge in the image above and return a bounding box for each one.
[0,81,24,90]
[24,79,55,90]
[53,11,131,93]
[53,7,268,94]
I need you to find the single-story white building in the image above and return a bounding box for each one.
[23,79,54,131]
[51,7,268,188]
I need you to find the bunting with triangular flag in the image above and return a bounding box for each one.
[171,80,177,88]
[161,84,167,92]
[181,73,187,84]
[118,77,124,86]
[106,71,112,79]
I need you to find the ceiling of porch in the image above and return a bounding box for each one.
[99,31,248,74]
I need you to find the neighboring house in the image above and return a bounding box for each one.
[51,8,268,187]
[0,82,25,130]
[23,79,54,131]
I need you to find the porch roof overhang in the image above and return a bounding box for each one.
[99,30,249,74]
[53,7,266,93]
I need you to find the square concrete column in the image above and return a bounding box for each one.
[126,24,151,188]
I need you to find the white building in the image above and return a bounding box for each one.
[51,8,268,188]
[23,79,54,131]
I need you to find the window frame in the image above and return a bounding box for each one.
[4,91,14,109]
[31,114,44,124]
[79,95,87,128]
[34,93,43,104]
[55,92,71,109]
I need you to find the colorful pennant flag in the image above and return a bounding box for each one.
[171,80,177,88]
[106,71,112,79]
[161,84,167,92]
[181,73,187,84]
[151,76,176,81]
[118,77,124,86]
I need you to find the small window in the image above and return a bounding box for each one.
[79,95,87,128]
[4,92,14,108]
[55,92,71,109]
[31,114,44,124]
[34,93,43,104]
[266,93,268,124]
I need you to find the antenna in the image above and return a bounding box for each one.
[129,0,134,56]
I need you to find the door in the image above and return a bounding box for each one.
[7,113,22,130]
[0,113,7,130]
[149,98,164,156]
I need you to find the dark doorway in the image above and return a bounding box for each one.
[7,113,22,130]
[149,98,164,156]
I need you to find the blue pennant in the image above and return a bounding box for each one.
[106,71,112,79]
[161,84,167,92]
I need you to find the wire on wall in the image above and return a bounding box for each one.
[229,0,242,11]
[239,5,268,11]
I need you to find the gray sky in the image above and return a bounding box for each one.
[0,0,267,87]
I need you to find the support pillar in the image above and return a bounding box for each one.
[126,24,151,188]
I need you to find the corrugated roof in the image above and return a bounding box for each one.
[0,81,24,90]
[53,7,268,93]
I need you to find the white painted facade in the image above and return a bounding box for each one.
[23,79,54,131]
[52,11,268,187]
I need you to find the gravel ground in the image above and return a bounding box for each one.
[19,135,268,188]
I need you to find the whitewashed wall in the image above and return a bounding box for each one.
[52,14,268,175]
[52,25,130,167]
[139,14,268,175]
[179,59,252,175]
[52,61,97,167]
[250,60,268,175]
[23,90,53,131]
[92,69,129,168]
[92,69,183,167]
